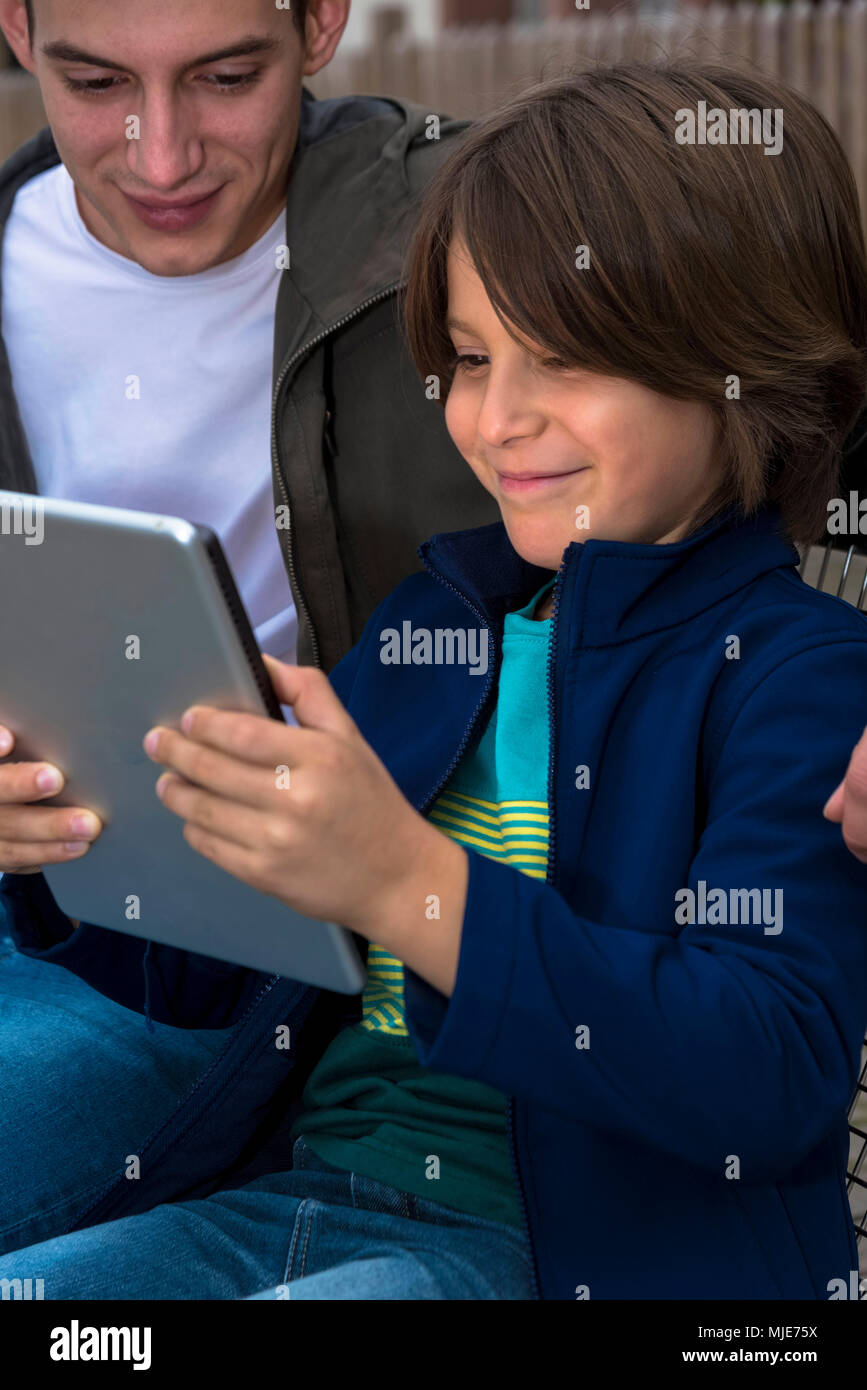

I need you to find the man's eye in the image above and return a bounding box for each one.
[61,70,261,97]
[63,75,124,95]
[202,71,261,92]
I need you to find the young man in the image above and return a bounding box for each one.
[0,0,498,1280]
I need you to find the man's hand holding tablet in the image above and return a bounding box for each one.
[0,493,375,991]
[0,724,103,876]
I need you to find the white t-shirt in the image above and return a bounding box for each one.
[2,164,298,691]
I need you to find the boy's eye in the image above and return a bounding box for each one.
[452,353,488,372]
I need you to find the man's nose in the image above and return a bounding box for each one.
[126,94,205,189]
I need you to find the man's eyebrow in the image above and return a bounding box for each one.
[40,34,280,72]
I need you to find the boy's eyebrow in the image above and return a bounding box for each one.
[41,34,279,72]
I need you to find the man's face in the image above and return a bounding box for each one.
[9,0,343,275]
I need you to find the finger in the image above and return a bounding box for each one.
[0,804,102,842]
[832,726,867,845]
[151,706,316,770]
[822,781,844,822]
[0,839,94,872]
[144,724,307,803]
[840,809,867,864]
[0,762,71,804]
[155,771,275,852]
[0,726,13,756]
[181,818,275,891]
[262,657,357,738]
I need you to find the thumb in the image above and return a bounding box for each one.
[263,654,357,737]
[822,780,844,822]
[824,721,867,822]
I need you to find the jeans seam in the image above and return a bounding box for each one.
[297,1201,316,1281]
[284,1199,311,1283]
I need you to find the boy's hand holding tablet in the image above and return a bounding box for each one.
[143,653,469,996]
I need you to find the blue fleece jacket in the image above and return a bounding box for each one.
[3,500,867,1300]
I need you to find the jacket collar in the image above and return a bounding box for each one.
[273,89,468,368]
[418,502,801,647]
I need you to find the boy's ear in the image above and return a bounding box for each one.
[0,0,36,76]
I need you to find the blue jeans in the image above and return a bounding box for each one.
[0,1136,535,1299]
[0,942,535,1299]
[0,938,231,1255]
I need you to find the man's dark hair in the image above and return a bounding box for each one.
[23,0,308,41]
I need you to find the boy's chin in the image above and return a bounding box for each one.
[500,518,569,571]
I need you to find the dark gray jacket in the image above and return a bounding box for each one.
[0,87,500,671]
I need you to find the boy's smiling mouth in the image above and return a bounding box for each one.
[494,465,590,494]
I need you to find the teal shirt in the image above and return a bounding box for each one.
[290,577,555,1225]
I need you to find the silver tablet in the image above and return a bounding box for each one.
[0,489,366,994]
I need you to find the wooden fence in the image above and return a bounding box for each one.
[0,68,43,162]
[306,0,867,220]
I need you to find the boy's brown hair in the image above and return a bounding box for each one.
[403,63,867,545]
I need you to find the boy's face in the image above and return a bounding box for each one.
[2,0,349,276]
[444,240,725,572]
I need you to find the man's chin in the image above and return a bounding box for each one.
[75,184,243,276]
[111,226,238,278]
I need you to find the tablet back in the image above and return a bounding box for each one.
[0,490,366,994]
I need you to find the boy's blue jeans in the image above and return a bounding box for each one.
[0,943,534,1300]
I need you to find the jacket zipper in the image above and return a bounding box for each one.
[66,972,284,1234]
[507,559,566,1301]
[544,561,566,890]
[414,557,498,815]
[513,554,568,1301]
[417,550,554,1300]
[270,282,402,670]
